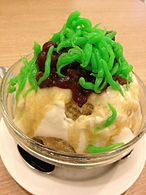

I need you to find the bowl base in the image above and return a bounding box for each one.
[17,144,115,181]
[0,118,146,195]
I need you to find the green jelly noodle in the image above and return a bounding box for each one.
[86,143,124,154]
[93,103,117,133]
[9,10,132,99]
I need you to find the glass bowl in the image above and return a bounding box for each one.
[1,56,146,170]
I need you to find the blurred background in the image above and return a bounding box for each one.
[0,0,146,83]
[0,0,146,195]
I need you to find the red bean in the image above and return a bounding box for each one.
[36,51,46,71]
[36,71,43,81]
[42,41,56,52]
[51,52,59,66]
[112,75,127,85]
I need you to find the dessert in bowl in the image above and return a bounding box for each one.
[1,11,146,171]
